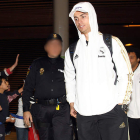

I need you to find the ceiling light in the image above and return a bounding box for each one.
[125,44,133,46]
[123,25,140,27]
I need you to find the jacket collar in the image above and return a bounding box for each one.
[47,55,61,64]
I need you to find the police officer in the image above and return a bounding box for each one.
[23,34,72,140]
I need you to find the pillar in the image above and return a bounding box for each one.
[53,0,69,57]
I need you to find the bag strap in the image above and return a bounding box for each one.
[103,34,118,85]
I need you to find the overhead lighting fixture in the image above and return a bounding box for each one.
[123,25,140,27]
[125,43,133,46]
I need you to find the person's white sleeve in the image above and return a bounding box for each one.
[112,36,133,104]
[64,48,76,104]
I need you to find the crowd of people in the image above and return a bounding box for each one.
[0,1,140,140]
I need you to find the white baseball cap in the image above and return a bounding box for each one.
[69,6,87,18]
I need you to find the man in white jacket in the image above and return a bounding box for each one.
[64,2,133,140]
[127,47,140,140]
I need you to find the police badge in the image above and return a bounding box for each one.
[40,68,44,75]
[53,34,57,38]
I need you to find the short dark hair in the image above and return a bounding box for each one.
[126,47,140,59]
[0,76,6,86]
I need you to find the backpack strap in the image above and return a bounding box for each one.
[103,34,113,56]
[103,34,118,85]
[69,34,118,85]
[69,41,77,71]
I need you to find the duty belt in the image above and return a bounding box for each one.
[35,95,67,106]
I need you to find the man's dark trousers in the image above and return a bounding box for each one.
[128,117,140,140]
[77,105,128,140]
[31,103,73,140]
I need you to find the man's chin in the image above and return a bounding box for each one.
[51,54,60,58]
[78,29,87,34]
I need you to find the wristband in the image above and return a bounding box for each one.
[6,68,13,75]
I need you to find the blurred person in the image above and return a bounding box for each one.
[23,34,72,140]
[65,2,133,140]
[15,85,29,140]
[127,47,140,140]
[5,82,23,136]
[0,54,20,139]
[0,77,17,140]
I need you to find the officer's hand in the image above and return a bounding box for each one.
[0,105,2,111]
[70,102,77,118]
[23,111,33,126]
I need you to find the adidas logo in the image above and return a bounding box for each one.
[119,122,125,128]
[74,54,79,60]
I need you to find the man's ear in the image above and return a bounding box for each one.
[137,58,140,63]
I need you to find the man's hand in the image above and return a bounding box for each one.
[9,54,19,72]
[10,119,15,123]
[118,103,123,105]
[70,102,77,118]
[6,117,11,123]
[9,115,15,123]
[0,105,2,111]
[6,117,15,123]
[23,111,33,126]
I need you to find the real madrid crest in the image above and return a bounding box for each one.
[53,34,57,38]
[40,68,44,75]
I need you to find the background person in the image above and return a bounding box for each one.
[127,47,140,140]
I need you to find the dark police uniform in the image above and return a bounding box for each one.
[22,34,72,140]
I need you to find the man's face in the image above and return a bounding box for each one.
[74,11,91,35]
[128,52,139,68]
[0,79,8,91]
[44,40,62,58]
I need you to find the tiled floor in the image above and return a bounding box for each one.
[4,131,131,140]
[5,132,17,140]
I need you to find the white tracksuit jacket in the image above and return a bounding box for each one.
[64,2,133,116]
[128,64,140,118]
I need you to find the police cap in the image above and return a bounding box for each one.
[45,33,63,44]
